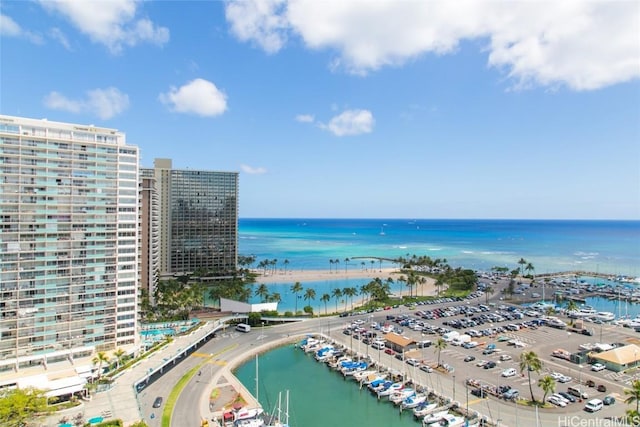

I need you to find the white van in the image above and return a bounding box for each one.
[584,398,603,412]
[235,323,251,333]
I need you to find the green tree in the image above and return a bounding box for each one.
[129,421,150,427]
[0,387,54,427]
[113,348,126,369]
[255,283,269,303]
[525,262,535,278]
[624,379,640,413]
[344,258,350,273]
[92,351,110,379]
[484,285,494,304]
[291,282,303,314]
[518,258,527,276]
[434,338,447,367]
[320,293,331,315]
[538,375,556,404]
[267,292,281,304]
[343,287,357,310]
[331,288,343,313]
[303,288,316,314]
[519,350,543,403]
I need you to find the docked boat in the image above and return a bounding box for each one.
[594,311,615,322]
[352,369,377,381]
[377,382,403,398]
[389,388,415,404]
[369,380,392,394]
[567,305,597,319]
[412,402,439,419]
[401,393,427,409]
[314,345,335,362]
[423,412,465,427]
[341,361,368,376]
[421,410,450,425]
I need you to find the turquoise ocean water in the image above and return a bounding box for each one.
[239,219,640,313]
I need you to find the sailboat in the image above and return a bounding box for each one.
[380,225,386,236]
[265,390,290,427]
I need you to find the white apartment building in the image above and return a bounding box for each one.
[0,115,139,376]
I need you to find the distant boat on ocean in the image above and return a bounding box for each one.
[380,224,386,235]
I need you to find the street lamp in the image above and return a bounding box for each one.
[452,374,456,402]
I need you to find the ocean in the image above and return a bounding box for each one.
[239,218,640,313]
[239,219,639,277]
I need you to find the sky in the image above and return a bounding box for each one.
[1,0,639,220]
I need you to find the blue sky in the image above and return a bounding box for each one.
[1,0,639,220]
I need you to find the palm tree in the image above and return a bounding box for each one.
[320,293,331,315]
[342,287,357,310]
[113,348,126,369]
[518,258,527,276]
[303,288,316,313]
[283,259,289,275]
[538,375,556,404]
[291,282,303,313]
[331,288,342,313]
[255,283,269,302]
[92,351,110,379]
[329,259,334,273]
[525,262,535,278]
[484,285,494,303]
[519,350,543,403]
[434,338,447,367]
[624,379,640,413]
[344,258,350,273]
[268,292,281,304]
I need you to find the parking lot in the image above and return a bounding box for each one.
[329,294,635,422]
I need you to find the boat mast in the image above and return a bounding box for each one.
[255,354,259,403]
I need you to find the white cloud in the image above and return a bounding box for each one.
[224,0,640,90]
[225,0,289,53]
[1,14,43,44]
[240,164,268,174]
[159,79,228,117]
[43,87,130,120]
[49,27,72,50]
[323,109,374,137]
[39,0,169,54]
[295,114,314,123]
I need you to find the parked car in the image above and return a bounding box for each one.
[501,368,517,377]
[603,395,615,406]
[597,384,607,392]
[591,363,606,372]
[548,396,567,407]
[471,387,487,398]
[503,389,519,400]
[153,396,163,408]
[558,392,577,403]
[420,365,433,373]
[484,361,497,369]
[464,355,476,362]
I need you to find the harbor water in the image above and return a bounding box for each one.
[234,345,423,426]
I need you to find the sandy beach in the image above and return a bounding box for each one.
[252,267,439,298]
